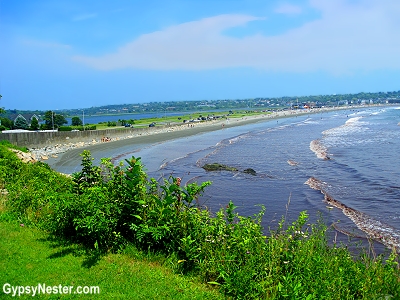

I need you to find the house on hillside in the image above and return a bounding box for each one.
[9,114,40,128]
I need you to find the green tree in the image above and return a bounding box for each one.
[0,117,13,129]
[30,117,39,130]
[71,116,83,126]
[14,116,29,129]
[43,111,55,129]
[54,114,68,128]
[43,111,68,129]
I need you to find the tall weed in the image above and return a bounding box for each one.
[1,145,399,299]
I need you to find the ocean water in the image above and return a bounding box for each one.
[52,105,400,251]
[125,106,400,251]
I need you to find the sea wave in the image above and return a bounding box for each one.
[322,117,366,136]
[345,116,363,125]
[320,116,371,149]
[309,139,330,160]
[305,177,400,251]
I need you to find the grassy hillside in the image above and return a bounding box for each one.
[1,140,399,299]
[0,221,222,299]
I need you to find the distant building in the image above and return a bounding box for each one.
[9,114,40,127]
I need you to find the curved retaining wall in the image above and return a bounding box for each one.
[0,126,170,148]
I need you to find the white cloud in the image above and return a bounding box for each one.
[274,3,303,15]
[72,0,400,74]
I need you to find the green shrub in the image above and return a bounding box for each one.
[58,126,73,131]
[0,144,26,186]
[70,125,97,131]
[3,158,73,226]
[0,145,399,299]
[72,150,102,194]
[0,140,28,152]
[130,176,211,254]
[63,152,151,250]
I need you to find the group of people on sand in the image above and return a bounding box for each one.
[101,136,112,142]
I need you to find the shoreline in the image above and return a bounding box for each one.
[32,105,377,169]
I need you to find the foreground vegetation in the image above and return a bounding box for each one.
[0,221,222,299]
[1,141,399,299]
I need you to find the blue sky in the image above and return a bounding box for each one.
[1,0,400,110]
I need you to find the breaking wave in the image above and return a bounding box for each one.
[305,177,400,251]
[310,139,330,160]
[322,116,366,137]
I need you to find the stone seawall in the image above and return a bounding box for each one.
[0,126,170,148]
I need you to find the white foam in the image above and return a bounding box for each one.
[310,140,330,160]
[305,177,400,251]
[345,116,363,125]
[322,116,368,141]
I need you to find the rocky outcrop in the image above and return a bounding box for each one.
[29,142,95,160]
[202,163,257,176]
[10,149,37,163]
[287,160,299,166]
[243,168,257,176]
[310,140,330,160]
[202,163,238,172]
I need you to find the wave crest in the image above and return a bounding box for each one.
[310,140,330,160]
[305,177,400,251]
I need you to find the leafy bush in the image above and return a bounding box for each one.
[2,160,72,226]
[58,126,73,131]
[69,125,97,131]
[130,176,211,254]
[0,145,399,299]
[0,140,28,152]
[60,151,151,250]
[0,117,13,130]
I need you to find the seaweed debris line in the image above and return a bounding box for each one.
[309,140,330,160]
[305,177,400,252]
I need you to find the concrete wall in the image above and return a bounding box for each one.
[0,126,167,148]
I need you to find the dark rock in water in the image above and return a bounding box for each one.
[202,163,238,172]
[203,163,257,175]
[243,168,257,176]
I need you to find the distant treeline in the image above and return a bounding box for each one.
[5,89,400,117]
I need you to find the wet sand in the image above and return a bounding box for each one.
[43,106,362,171]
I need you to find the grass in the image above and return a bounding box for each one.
[0,220,223,299]
[87,109,271,130]
[1,144,400,299]
[0,140,28,152]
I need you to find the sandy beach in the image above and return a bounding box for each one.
[35,106,365,171]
